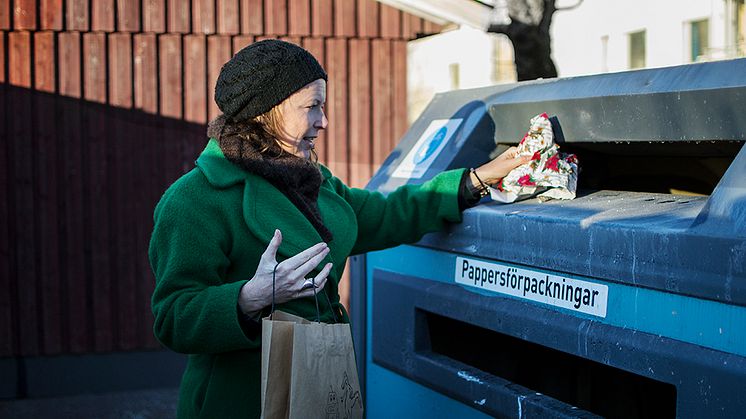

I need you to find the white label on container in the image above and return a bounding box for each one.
[392,118,462,179]
[455,257,608,318]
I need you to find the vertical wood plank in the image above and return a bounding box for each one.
[379,3,400,39]
[348,38,371,189]
[0,0,9,29]
[131,116,154,350]
[301,37,324,64]
[142,0,165,33]
[34,32,59,354]
[34,103,61,357]
[0,31,13,356]
[254,35,276,42]
[83,32,106,103]
[83,93,113,352]
[422,19,442,35]
[117,0,140,32]
[400,11,412,39]
[302,37,325,160]
[0,31,4,81]
[217,0,239,34]
[34,32,55,93]
[58,31,89,353]
[279,35,300,45]
[324,38,348,182]
[333,0,354,37]
[109,33,133,107]
[92,0,114,31]
[133,32,160,348]
[232,35,254,54]
[109,33,138,350]
[356,0,378,38]
[413,16,425,40]
[207,35,231,120]
[40,0,63,30]
[288,0,310,36]
[184,35,207,123]
[82,31,113,352]
[311,0,332,37]
[114,121,140,352]
[9,32,30,87]
[264,0,287,35]
[240,0,263,35]
[192,0,215,34]
[59,32,82,97]
[338,261,350,322]
[167,0,190,33]
[159,34,182,118]
[392,40,407,142]
[13,0,36,30]
[371,39,392,171]
[67,0,90,31]
[6,95,35,355]
[403,13,422,40]
[34,33,62,354]
[9,31,38,355]
[134,33,158,114]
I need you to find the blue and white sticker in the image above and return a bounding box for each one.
[392,119,462,179]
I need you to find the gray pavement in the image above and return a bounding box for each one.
[0,387,179,419]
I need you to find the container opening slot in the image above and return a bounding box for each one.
[417,310,677,419]
[494,141,743,196]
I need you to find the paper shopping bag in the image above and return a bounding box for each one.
[288,318,363,419]
[260,310,363,419]
[260,311,299,419]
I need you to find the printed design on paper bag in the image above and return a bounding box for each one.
[326,387,338,419]
[325,372,362,419]
[392,119,462,179]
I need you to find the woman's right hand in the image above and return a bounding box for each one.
[238,229,333,316]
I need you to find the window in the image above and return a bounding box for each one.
[491,35,516,83]
[629,30,646,69]
[449,63,460,90]
[690,19,709,61]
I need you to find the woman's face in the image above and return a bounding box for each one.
[275,79,328,159]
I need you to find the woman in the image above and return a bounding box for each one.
[150,39,529,419]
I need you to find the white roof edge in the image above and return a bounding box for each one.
[378,0,492,29]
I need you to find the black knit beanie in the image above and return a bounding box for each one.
[214,39,328,122]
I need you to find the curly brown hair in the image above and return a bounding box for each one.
[209,106,318,163]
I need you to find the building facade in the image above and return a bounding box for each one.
[553,0,746,76]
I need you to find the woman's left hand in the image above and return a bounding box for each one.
[471,146,531,186]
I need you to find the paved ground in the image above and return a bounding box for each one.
[0,387,179,419]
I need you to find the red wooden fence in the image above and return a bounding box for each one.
[0,0,442,357]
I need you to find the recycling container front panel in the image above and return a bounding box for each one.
[350,59,746,419]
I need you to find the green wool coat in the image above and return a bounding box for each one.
[150,139,465,419]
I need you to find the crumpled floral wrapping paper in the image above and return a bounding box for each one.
[489,113,579,203]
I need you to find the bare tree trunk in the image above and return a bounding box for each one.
[487,0,558,81]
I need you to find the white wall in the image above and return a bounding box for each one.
[407,25,515,123]
[406,1,742,123]
[551,0,730,76]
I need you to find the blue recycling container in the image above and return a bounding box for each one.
[349,58,746,419]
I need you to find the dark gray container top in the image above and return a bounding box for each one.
[370,58,746,306]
